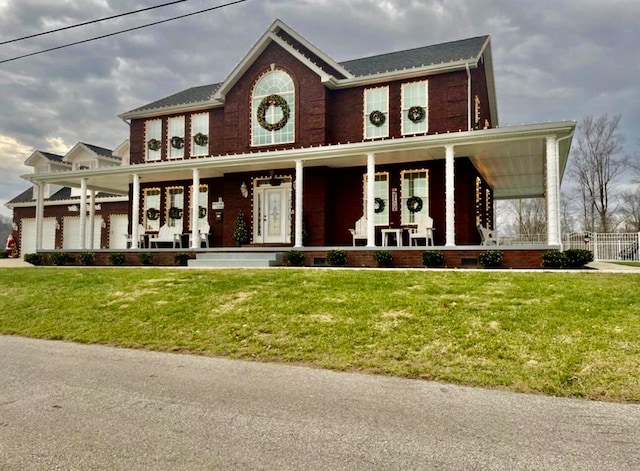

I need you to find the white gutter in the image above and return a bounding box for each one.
[466,62,472,131]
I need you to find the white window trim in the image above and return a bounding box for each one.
[364,86,389,140]
[363,171,389,226]
[400,169,429,226]
[190,113,209,157]
[401,80,429,136]
[251,69,296,148]
[167,116,185,160]
[145,119,162,162]
[165,186,184,229]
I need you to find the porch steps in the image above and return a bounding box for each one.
[187,252,284,268]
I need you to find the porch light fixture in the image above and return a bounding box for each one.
[240,182,248,198]
[12,222,17,231]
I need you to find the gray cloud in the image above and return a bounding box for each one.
[1,0,638,217]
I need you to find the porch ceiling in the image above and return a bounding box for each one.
[25,122,575,200]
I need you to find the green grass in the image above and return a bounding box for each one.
[612,261,640,268]
[1,267,639,403]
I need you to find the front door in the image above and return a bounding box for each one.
[253,183,291,244]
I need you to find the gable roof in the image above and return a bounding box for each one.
[24,150,68,167]
[63,142,119,163]
[120,20,492,120]
[340,35,490,77]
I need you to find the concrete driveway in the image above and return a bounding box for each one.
[1,335,638,470]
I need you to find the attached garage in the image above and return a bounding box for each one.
[62,216,103,249]
[109,214,129,249]
[20,218,57,256]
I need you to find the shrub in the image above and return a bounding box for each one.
[48,252,70,266]
[108,252,126,266]
[137,252,154,265]
[478,250,503,268]
[286,250,305,266]
[24,253,44,266]
[373,250,393,267]
[422,250,445,267]
[326,249,347,266]
[78,252,96,266]
[542,250,567,268]
[174,252,190,266]
[564,249,594,268]
[0,250,7,259]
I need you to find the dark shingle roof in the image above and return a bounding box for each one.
[339,36,489,77]
[40,152,67,164]
[127,83,222,115]
[8,186,122,205]
[124,35,488,115]
[80,142,119,161]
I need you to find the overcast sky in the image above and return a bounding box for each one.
[1,0,639,218]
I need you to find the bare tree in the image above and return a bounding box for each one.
[568,114,629,232]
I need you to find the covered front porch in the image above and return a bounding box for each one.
[25,121,575,259]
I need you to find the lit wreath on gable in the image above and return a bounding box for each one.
[171,136,185,149]
[194,132,208,147]
[406,196,423,213]
[369,110,386,127]
[147,138,161,151]
[408,105,425,124]
[374,197,385,213]
[257,94,290,131]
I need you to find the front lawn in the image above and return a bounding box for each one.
[1,267,639,403]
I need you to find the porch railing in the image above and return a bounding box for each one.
[562,232,640,262]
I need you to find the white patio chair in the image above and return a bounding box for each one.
[349,216,368,246]
[477,224,498,245]
[409,216,434,246]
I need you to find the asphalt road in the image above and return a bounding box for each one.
[1,335,639,470]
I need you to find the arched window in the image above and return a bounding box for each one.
[251,69,295,146]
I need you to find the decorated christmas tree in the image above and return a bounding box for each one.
[232,211,250,246]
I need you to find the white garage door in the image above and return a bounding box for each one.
[109,215,129,249]
[20,218,56,256]
[63,217,103,249]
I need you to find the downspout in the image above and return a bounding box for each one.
[466,63,471,131]
[554,131,575,250]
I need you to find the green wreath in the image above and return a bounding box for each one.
[146,208,160,221]
[198,206,207,218]
[408,105,425,124]
[171,136,185,149]
[168,206,183,220]
[374,197,385,213]
[193,132,208,147]
[406,196,423,213]
[147,138,161,151]
[257,94,290,131]
[369,110,386,127]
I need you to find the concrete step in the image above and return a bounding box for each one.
[187,252,284,268]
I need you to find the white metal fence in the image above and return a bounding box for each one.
[563,232,640,262]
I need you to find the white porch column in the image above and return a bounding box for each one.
[88,190,96,249]
[35,182,44,251]
[366,153,376,247]
[294,160,304,248]
[79,178,87,250]
[445,145,456,246]
[191,168,200,249]
[545,135,560,245]
[131,173,140,249]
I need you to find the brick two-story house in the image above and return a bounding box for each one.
[15,19,575,266]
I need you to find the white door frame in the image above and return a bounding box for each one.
[253,182,292,244]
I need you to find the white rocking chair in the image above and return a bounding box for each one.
[349,216,368,246]
[477,224,498,245]
[409,216,435,246]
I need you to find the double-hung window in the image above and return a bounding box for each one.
[145,120,161,162]
[364,87,389,139]
[191,113,209,156]
[401,81,428,135]
[168,116,185,159]
[144,188,161,232]
[401,169,429,225]
[363,172,389,226]
[251,70,295,146]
